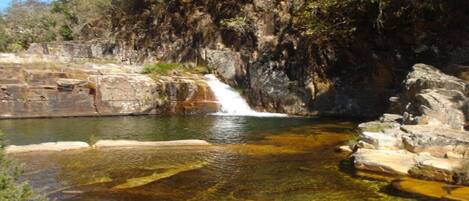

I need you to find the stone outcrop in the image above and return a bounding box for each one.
[351,64,469,186]
[0,54,218,118]
[390,64,468,130]
[94,140,211,148]
[6,140,211,154]
[6,142,90,154]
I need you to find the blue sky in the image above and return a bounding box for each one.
[0,0,51,11]
[0,0,12,11]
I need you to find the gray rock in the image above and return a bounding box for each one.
[202,49,246,85]
[397,64,468,130]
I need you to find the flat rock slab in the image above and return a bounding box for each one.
[94,140,211,148]
[6,142,90,154]
[401,125,469,142]
[353,149,417,175]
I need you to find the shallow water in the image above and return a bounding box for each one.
[1,116,425,201]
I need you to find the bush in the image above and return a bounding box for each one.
[0,131,46,201]
[142,63,208,76]
[294,0,468,45]
[220,17,249,33]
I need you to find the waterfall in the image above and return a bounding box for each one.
[204,74,287,117]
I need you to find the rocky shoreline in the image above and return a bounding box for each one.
[343,63,469,198]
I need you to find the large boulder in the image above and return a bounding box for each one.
[392,64,468,130]
[202,49,246,86]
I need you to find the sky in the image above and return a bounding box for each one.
[0,0,51,12]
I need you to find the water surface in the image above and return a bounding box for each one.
[1,116,424,201]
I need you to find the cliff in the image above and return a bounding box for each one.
[72,0,469,118]
[0,53,218,118]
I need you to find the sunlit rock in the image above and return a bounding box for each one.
[6,142,90,154]
[95,140,211,148]
[353,149,417,175]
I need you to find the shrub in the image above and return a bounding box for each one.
[220,17,249,33]
[142,63,208,76]
[142,63,182,75]
[0,131,46,201]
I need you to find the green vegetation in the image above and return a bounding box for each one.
[220,17,249,33]
[51,0,112,40]
[87,134,98,147]
[142,63,208,76]
[0,0,111,52]
[294,0,466,44]
[0,0,58,52]
[0,131,46,201]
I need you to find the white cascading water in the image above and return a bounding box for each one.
[204,74,287,117]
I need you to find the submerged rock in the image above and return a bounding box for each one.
[112,161,206,189]
[94,140,211,148]
[392,178,469,201]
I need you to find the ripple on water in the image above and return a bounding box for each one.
[4,116,424,201]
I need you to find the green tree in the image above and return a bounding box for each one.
[2,0,59,51]
[51,0,112,40]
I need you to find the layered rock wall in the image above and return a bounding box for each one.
[0,54,218,118]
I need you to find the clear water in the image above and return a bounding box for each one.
[1,116,424,201]
[204,74,286,117]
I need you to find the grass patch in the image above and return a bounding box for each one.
[142,62,208,76]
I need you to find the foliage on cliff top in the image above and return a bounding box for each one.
[294,0,469,45]
[0,131,46,201]
[0,0,111,52]
[142,63,208,76]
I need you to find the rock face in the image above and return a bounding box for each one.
[0,54,218,118]
[75,1,469,117]
[391,64,469,130]
[351,64,469,185]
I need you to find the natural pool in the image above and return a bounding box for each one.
[1,116,428,201]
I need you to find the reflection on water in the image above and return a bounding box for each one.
[2,116,423,201]
[0,116,323,145]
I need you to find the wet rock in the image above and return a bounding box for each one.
[94,140,211,148]
[6,142,90,154]
[392,178,469,201]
